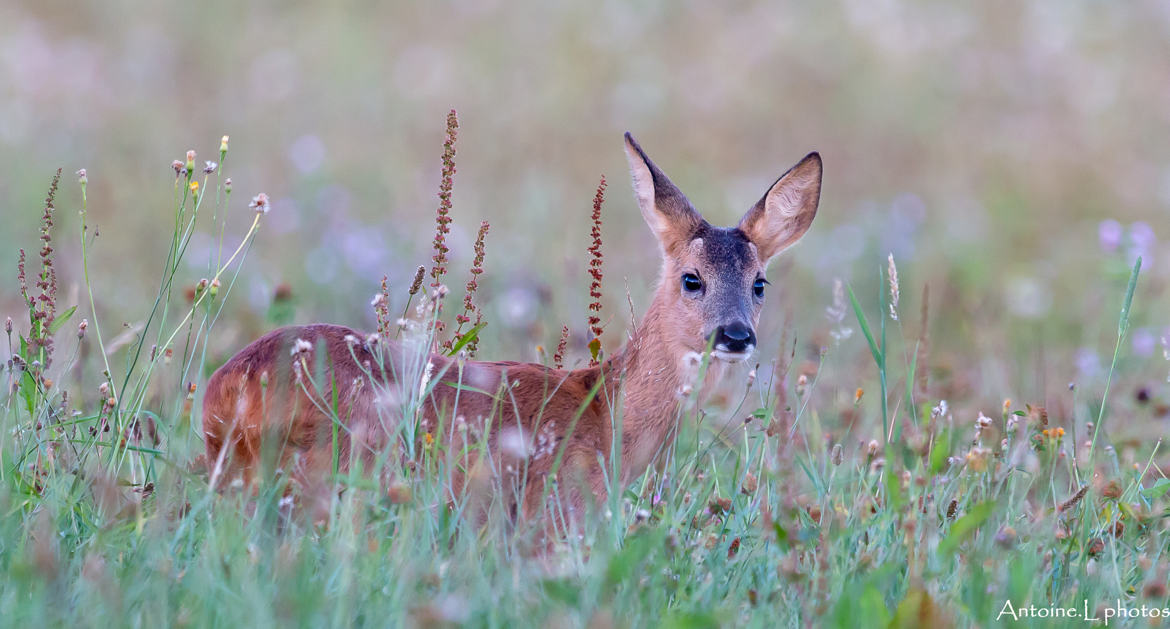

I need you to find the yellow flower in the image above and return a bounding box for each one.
[189,181,199,194]
[424,432,434,447]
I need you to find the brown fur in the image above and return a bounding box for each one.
[201,133,822,530]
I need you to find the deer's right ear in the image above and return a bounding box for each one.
[624,132,702,255]
[738,152,822,264]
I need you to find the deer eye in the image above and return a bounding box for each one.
[753,278,767,298]
[681,273,703,293]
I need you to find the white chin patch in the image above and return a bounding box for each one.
[712,348,753,363]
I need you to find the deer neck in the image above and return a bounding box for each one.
[609,287,723,484]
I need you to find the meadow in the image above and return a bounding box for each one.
[3,2,1170,627]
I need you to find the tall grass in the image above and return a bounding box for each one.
[1,133,1167,629]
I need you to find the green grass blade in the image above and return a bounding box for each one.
[847,283,882,367]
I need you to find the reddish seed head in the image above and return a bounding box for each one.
[429,110,459,289]
[587,175,607,365]
[553,325,569,370]
[449,220,491,352]
[1102,480,1122,500]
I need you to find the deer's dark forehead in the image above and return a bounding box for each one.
[692,225,755,274]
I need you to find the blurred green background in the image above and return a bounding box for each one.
[2,1,1168,442]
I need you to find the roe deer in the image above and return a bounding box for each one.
[201,133,822,528]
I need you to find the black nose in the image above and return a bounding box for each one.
[713,322,756,353]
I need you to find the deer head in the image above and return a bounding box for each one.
[624,132,822,362]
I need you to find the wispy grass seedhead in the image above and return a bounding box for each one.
[408,265,425,296]
[1058,484,1089,513]
[375,276,392,339]
[887,253,899,321]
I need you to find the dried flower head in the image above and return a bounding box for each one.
[387,481,412,504]
[1101,480,1122,500]
[203,161,218,174]
[740,472,758,495]
[76,169,87,185]
[172,160,184,176]
[1086,537,1105,556]
[795,373,809,398]
[995,526,1016,549]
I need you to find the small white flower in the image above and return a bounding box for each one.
[291,338,313,356]
[249,192,270,214]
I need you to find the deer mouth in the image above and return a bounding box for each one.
[711,348,754,363]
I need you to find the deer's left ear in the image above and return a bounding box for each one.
[738,152,822,264]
